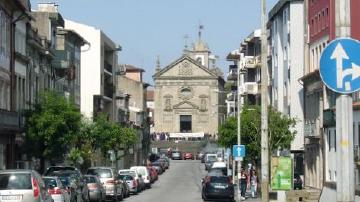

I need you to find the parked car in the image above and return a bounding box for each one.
[130,166,151,189]
[150,162,164,175]
[171,151,182,160]
[293,173,303,190]
[0,169,53,202]
[45,166,88,202]
[147,166,158,183]
[87,167,124,201]
[201,173,234,202]
[183,152,194,160]
[48,170,88,202]
[118,169,144,192]
[118,174,138,196]
[83,175,106,202]
[157,158,170,169]
[43,176,70,202]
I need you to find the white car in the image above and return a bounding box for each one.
[211,161,226,169]
[118,169,144,191]
[130,166,151,188]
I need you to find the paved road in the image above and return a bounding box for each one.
[123,160,207,202]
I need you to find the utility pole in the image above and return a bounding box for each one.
[237,56,242,202]
[260,0,269,201]
[335,0,354,201]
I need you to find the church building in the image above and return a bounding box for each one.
[153,32,225,139]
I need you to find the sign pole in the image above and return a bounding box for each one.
[335,1,354,201]
[237,51,242,202]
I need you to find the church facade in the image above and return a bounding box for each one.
[153,39,225,137]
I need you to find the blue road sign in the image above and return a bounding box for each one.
[232,145,245,158]
[320,38,360,94]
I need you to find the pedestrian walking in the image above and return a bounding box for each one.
[240,168,247,199]
[250,170,258,198]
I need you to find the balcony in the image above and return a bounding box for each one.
[244,56,256,69]
[0,110,19,131]
[227,69,238,81]
[240,82,258,95]
[104,83,114,99]
[104,62,113,75]
[304,121,320,138]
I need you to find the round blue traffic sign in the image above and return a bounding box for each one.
[320,38,360,94]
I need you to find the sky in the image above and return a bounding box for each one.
[30,0,278,84]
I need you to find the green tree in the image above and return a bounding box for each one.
[218,105,297,164]
[25,91,81,168]
[72,114,138,168]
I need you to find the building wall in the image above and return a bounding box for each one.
[126,72,142,82]
[65,20,102,118]
[270,1,305,151]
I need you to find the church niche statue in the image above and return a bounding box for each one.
[165,98,172,111]
[200,98,207,111]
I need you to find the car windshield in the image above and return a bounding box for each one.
[133,168,146,176]
[58,176,70,187]
[210,176,229,183]
[207,155,217,161]
[87,169,112,178]
[118,175,133,181]
[84,176,97,183]
[0,173,32,190]
[44,178,62,189]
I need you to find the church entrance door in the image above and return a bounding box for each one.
[180,115,192,133]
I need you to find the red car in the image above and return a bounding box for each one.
[147,166,158,183]
[183,152,194,160]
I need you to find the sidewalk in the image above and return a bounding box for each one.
[234,186,261,202]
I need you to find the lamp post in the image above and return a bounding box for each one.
[260,0,269,201]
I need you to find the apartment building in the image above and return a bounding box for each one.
[65,19,121,121]
[268,0,305,177]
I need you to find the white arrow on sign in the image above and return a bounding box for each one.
[331,43,360,90]
[331,43,349,89]
[237,147,241,157]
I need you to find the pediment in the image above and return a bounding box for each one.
[173,100,199,110]
[153,55,218,79]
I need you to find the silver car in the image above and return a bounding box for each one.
[0,169,53,202]
[84,175,106,202]
[43,176,70,202]
[86,167,124,201]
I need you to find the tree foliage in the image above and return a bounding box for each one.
[218,105,297,163]
[25,91,81,162]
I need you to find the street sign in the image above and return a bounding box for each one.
[320,38,360,94]
[232,145,245,160]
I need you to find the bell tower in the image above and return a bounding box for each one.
[189,24,211,68]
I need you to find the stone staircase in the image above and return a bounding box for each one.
[286,189,321,202]
[150,140,209,156]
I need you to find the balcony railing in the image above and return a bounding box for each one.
[244,56,256,69]
[0,110,19,131]
[241,82,258,95]
[104,84,113,99]
[104,62,113,74]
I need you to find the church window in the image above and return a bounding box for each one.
[180,88,191,97]
[196,57,202,65]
